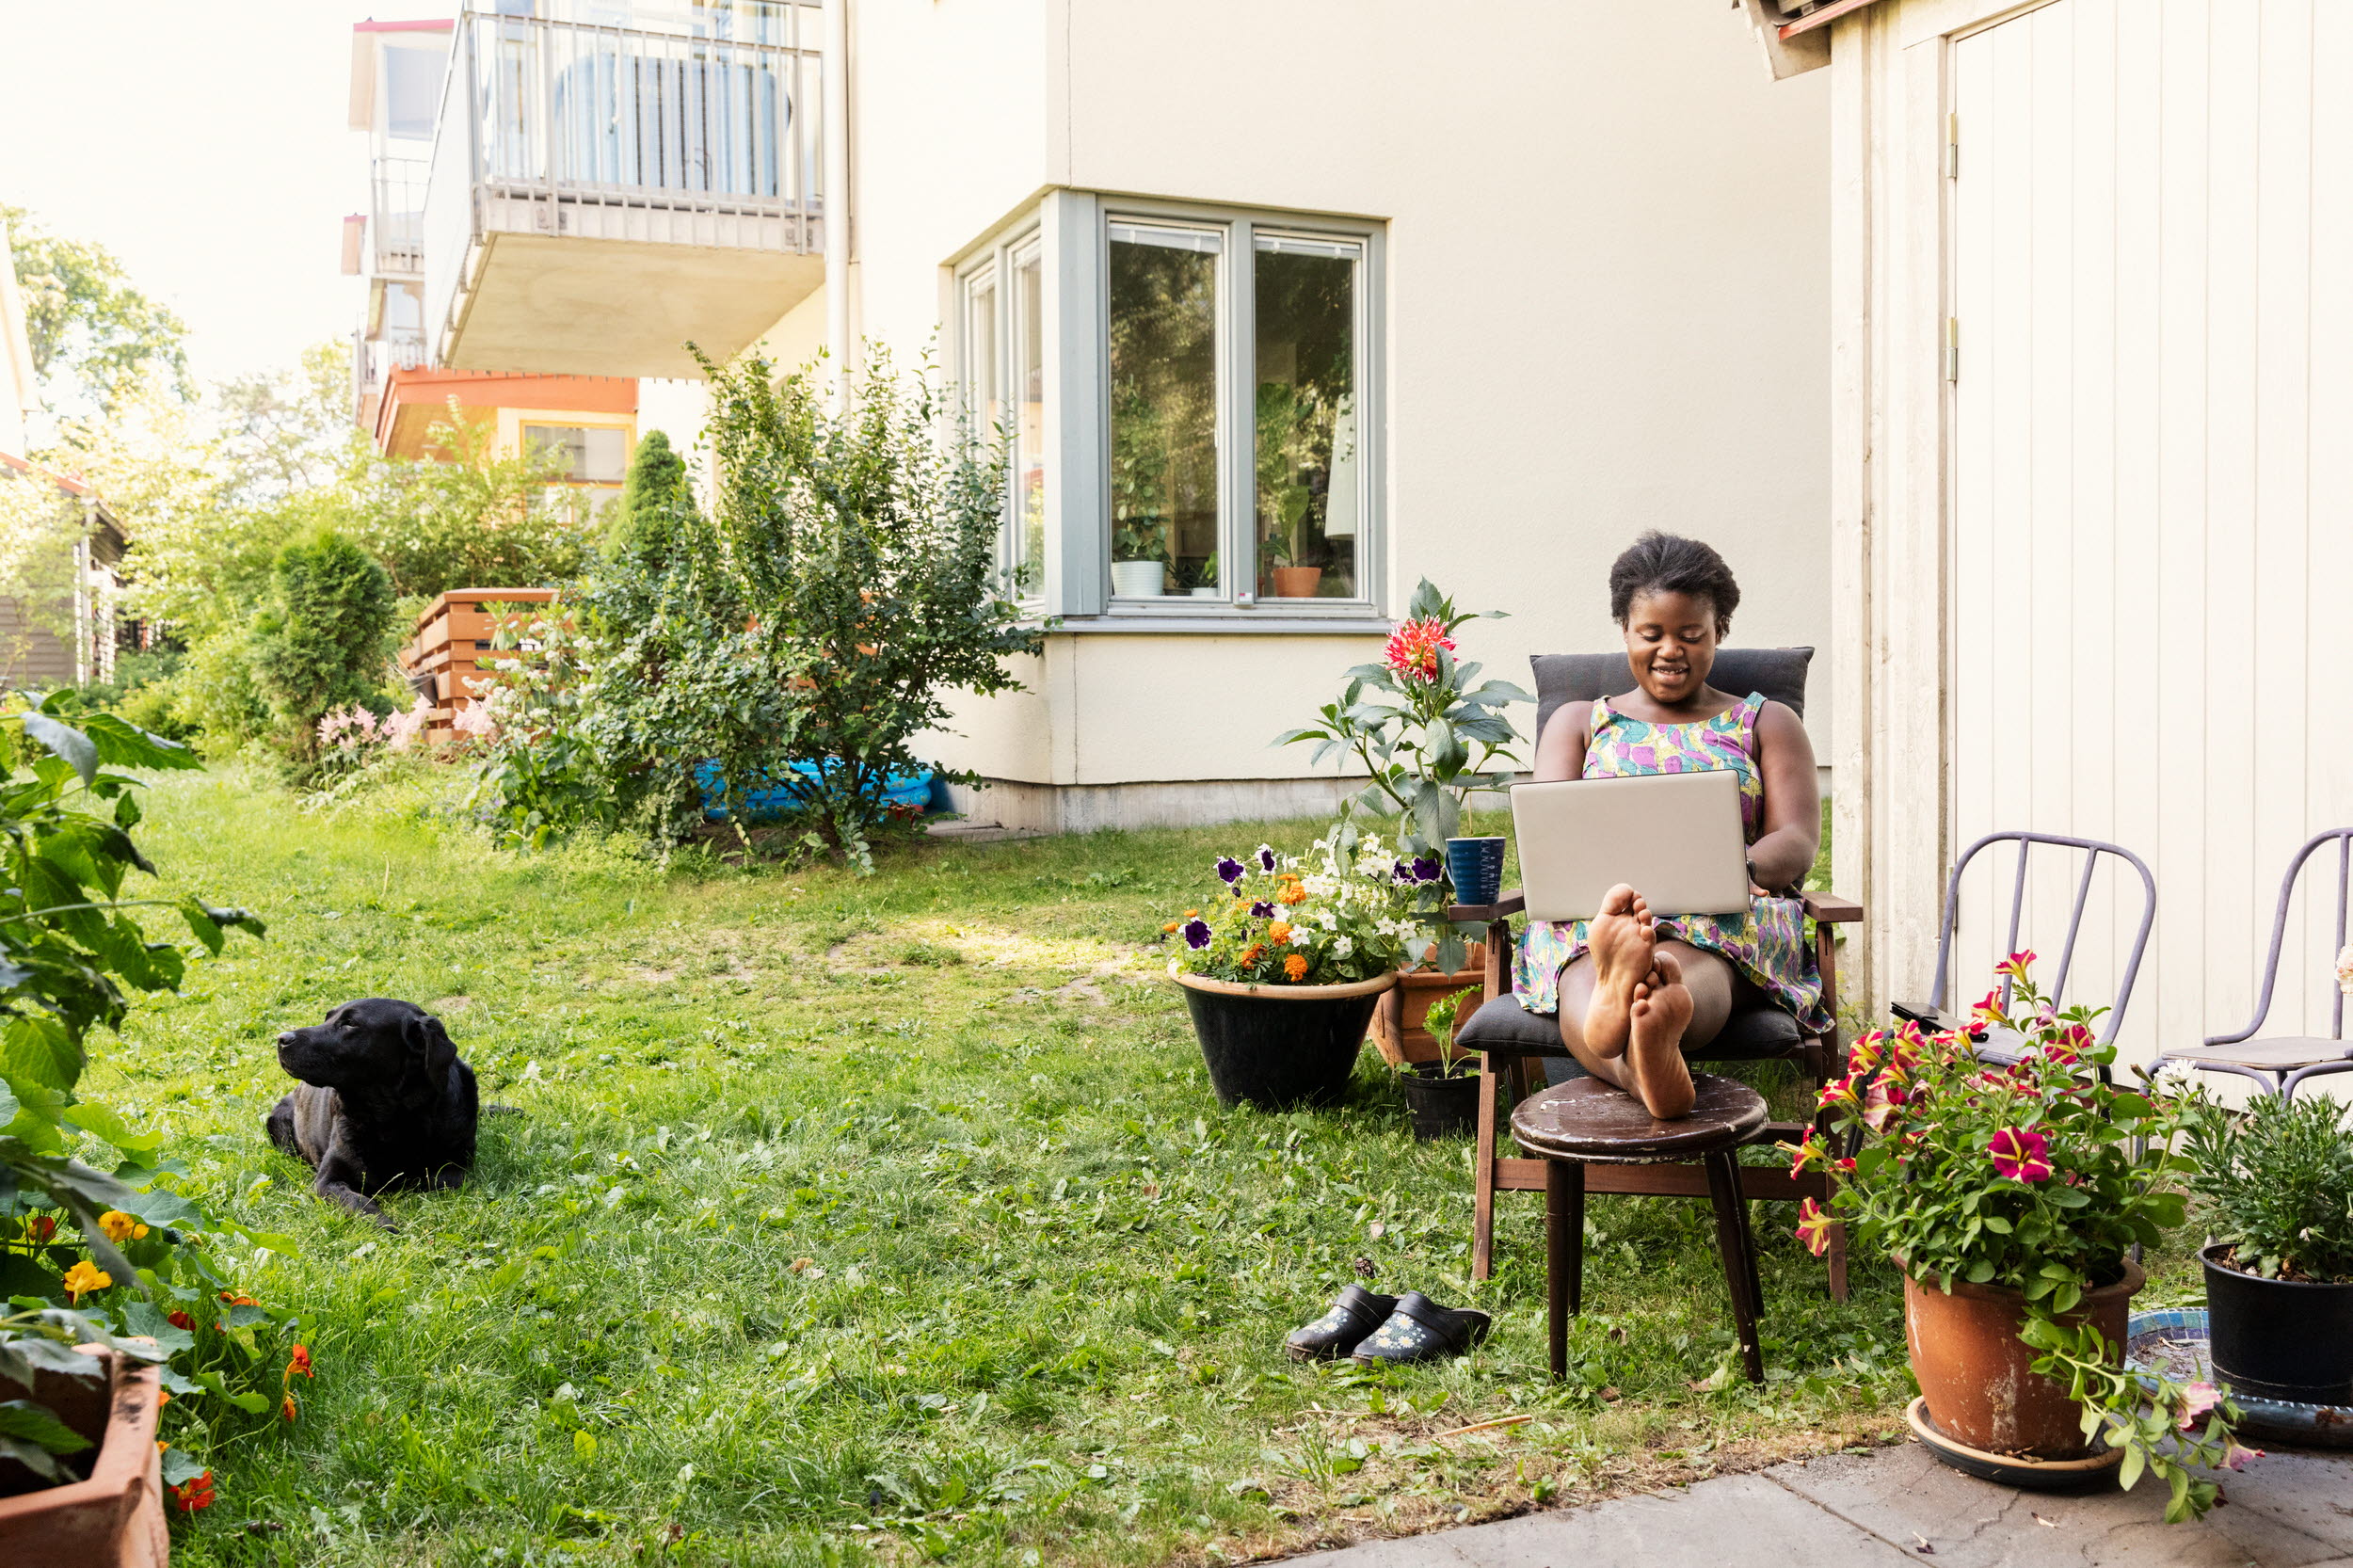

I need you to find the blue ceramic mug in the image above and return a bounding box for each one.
[1445,836,1507,907]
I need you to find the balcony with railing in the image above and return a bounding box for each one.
[372,156,429,279]
[423,0,825,378]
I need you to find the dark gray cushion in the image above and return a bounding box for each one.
[1530,647,1814,751]
[1456,994,1802,1062]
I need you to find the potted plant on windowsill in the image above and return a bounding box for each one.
[1398,985,1482,1140]
[2179,1078,2353,1408]
[1276,578,1529,981]
[1111,515,1169,598]
[1794,955,2255,1521]
[1161,833,1417,1111]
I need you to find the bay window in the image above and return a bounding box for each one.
[958,196,1383,621]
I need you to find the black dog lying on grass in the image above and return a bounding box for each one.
[266,999,477,1229]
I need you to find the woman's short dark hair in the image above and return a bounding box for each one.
[1609,532,1741,634]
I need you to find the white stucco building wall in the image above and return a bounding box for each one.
[749,1,1833,829]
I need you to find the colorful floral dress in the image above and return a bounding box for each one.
[1513,691,1830,1032]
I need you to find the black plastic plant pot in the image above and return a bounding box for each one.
[1401,1062,1482,1141]
[1173,971,1394,1111]
[2202,1242,2353,1405]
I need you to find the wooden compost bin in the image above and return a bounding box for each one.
[398,588,558,744]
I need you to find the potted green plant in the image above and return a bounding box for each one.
[2179,1084,2353,1407]
[1276,579,1529,975]
[1111,514,1168,598]
[1161,833,1416,1110]
[1191,552,1222,599]
[1398,985,1482,1141]
[1795,955,2254,1520]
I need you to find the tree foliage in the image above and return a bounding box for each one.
[248,531,396,769]
[581,347,1041,865]
[1,205,193,417]
[335,408,591,598]
[600,426,688,570]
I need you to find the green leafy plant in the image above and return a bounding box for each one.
[600,426,689,572]
[584,346,1044,868]
[1160,832,1417,986]
[248,530,396,774]
[1420,985,1481,1077]
[1793,956,2249,1519]
[2179,1088,2353,1282]
[1275,580,1529,972]
[465,601,623,850]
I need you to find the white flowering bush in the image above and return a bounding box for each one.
[1161,832,1423,985]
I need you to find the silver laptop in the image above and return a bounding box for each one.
[1510,770,1752,922]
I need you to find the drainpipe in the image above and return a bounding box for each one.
[824,0,851,411]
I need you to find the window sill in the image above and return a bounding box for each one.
[1032,611,1391,636]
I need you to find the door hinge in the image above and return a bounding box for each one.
[1945,317,1961,382]
[1945,112,1961,179]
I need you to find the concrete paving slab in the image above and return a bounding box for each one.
[1766,1444,2345,1568]
[2207,1452,2353,1554]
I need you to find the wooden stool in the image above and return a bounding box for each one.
[1510,1073,1771,1384]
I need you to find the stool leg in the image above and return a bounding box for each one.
[1703,1150,1764,1384]
[1545,1159,1583,1380]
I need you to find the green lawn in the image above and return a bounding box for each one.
[95,774,2025,1565]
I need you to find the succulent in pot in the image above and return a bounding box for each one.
[1792,955,2254,1520]
[2179,1084,2353,1407]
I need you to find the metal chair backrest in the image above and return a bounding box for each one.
[2207,828,2353,1048]
[1927,831,2157,1048]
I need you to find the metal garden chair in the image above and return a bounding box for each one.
[2150,828,2353,1098]
[1893,831,2157,1071]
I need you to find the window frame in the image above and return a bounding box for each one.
[953,195,1386,627]
[954,220,1045,607]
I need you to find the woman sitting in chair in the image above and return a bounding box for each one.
[1516,532,1831,1120]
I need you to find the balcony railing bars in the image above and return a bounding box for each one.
[372,157,430,277]
[456,5,820,235]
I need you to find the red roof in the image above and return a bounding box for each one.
[0,449,92,497]
[353,18,453,33]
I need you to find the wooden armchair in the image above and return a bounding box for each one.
[1450,648,1864,1299]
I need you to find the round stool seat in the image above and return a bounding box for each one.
[1511,1073,1769,1163]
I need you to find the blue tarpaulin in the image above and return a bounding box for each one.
[695,760,936,824]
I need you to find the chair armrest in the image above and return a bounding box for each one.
[1801,889,1865,923]
[1449,890,1526,922]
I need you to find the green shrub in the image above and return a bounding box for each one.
[248,530,395,772]
[583,347,1042,867]
[2183,1089,2353,1282]
[600,426,688,571]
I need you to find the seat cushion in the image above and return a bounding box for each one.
[1458,997,1803,1060]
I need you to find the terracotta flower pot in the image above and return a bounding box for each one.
[1270,566,1323,599]
[1903,1260,2143,1458]
[0,1343,168,1565]
[1367,947,1487,1068]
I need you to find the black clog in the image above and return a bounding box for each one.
[1349,1291,1493,1366]
[1285,1286,1400,1361]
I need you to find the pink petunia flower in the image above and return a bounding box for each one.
[2221,1441,2265,1471]
[1987,1126,2054,1183]
[2176,1381,2221,1430]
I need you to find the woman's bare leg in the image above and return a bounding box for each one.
[1560,939,1740,1118]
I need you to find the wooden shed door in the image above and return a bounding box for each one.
[1948,0,2353,1057]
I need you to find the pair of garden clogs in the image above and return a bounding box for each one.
[1285,1285,1492,1367]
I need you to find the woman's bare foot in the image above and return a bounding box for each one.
[1626,949,1697,1119]
[1582,885,1654,1058]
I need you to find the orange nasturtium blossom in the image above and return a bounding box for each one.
[168,1310,196,1332]
[171,1471,216,1512]
[24,1215,56,1242]
[281,1395,298,1423]
[1283,953,1310,982]
[61,1260,112,1302]
[97,1209,149,1243]
[218,1291,259,1306]
[286,1344,313,1380]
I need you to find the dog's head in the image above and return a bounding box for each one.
[276,999,456,1094]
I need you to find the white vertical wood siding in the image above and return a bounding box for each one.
[1946,0,2353,1060]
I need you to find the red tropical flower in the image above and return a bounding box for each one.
[1382,617,1457,684]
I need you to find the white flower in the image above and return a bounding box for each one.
[1334,936,1353,958]
[1291,927,1311,946]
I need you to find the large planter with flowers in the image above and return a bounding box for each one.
[1164,836,1420,1112]
[1794,954,2255,1519]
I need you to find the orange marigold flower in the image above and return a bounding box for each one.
[171,1471,216,1512]
[1161,920,1180,934]
[1183,909,1200,919]
[287,1344,313,1380]
[1239,943,1265,968]
[1277,885,1309,905]
[1268,920,1292,943]
[1283,953,1309,982]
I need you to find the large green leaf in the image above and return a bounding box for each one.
[0,1397,92,1455]
[19,714,95,787]
[79,713,201,773]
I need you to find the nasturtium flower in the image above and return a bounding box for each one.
[97,1209,150,1243]
[1215,856,1245,885]
[61,1260,111,1302]
[1283,953,1310,982]
[287,1344,313,1381]
[1250,901,1275,920]
[168,1310,195,1332]
[1987,1126,2053,1183]
[1794,1198,1836,1257]
[172,1471,216,1512]
[24,1216,55,1242]
[1181,919,1212,950]
[281,1395,298,1423]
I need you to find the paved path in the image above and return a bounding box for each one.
[1284,1443,2353,1568]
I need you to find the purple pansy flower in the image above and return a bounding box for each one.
[1256,844,1278,872]
[1215,856,1245,885]
[1411,856,1443,884]
[1250,901,1276,920]
[1182,918,1213,950]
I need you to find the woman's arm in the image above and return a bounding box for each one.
[1748,700,1821,893]
[1531,700,1593,783]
